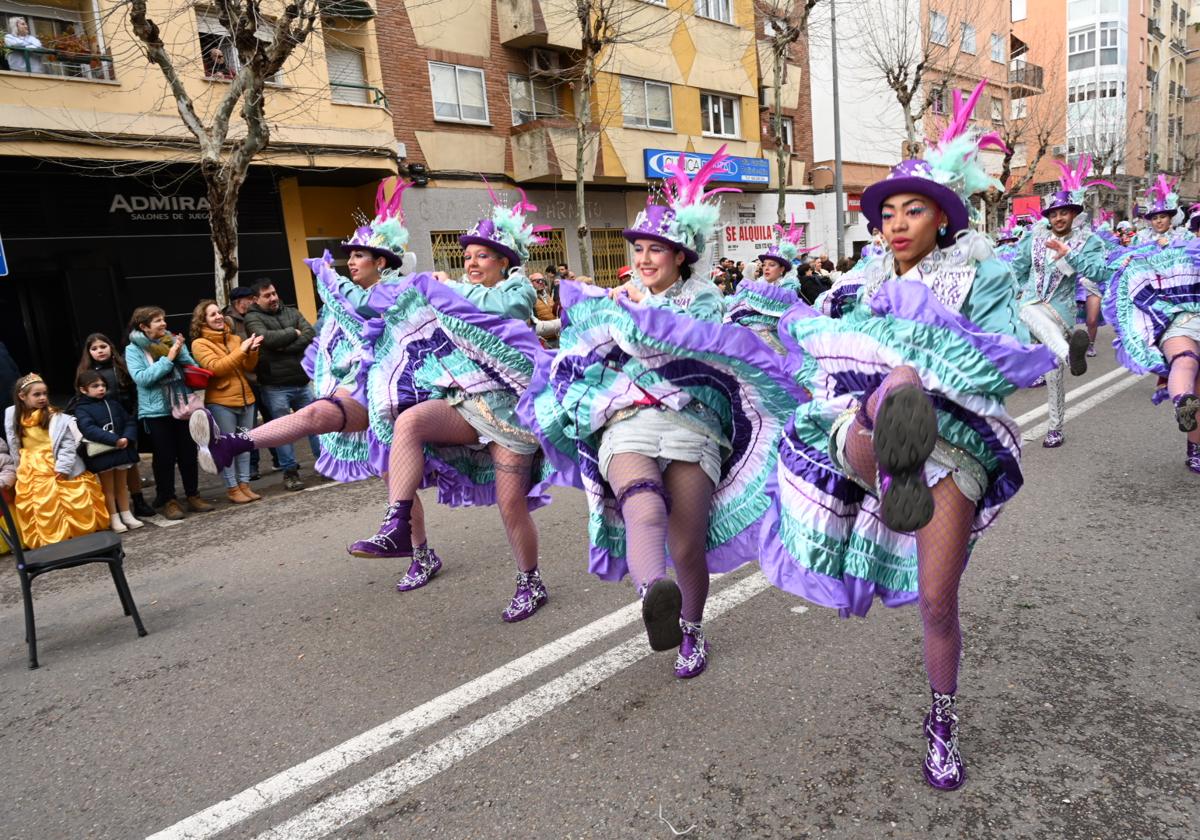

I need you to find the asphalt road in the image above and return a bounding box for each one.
[0,328,1196,840]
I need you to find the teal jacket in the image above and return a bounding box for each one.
[445,274,536,321]
[1011,229,1108,323]
[958,257,1026,338]
[125,331,198,419]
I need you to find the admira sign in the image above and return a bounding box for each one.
[109,194,212,222]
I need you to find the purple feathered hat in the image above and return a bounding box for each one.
[459,181,550,267]
[340,180,412,270]
[1139,174,1182,220]
[624,145,741,264]
[1042,155,1114,217]
[757,216,820,268]
[862,80,1008,247]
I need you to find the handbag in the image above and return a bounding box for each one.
[183,364,214,390]
[82,400,119,457]
[169,382,205,420]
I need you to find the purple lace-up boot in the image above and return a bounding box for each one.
[922,690,966,791]
[871,385,937,533]
[190,408,254,474]
[1174,394,1200,433]
[1042,429,1064,448]
[1086,342,1097,358]
[501,568,548,622]
[1187,442,1200,475]
[347,501,413,559]
[396,545,442,591]
[674,620,709,679]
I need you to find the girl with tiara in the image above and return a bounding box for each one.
[723,218,815,353]
[192,182,423,522]
[344,188,561,622]
[758,83,1057,789]
[521,147,803,677]
[5,373,110,547]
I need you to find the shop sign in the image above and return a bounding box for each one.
[108,193,212,223]
[643,149,770,184]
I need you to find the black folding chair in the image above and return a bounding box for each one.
[0,493,147,668]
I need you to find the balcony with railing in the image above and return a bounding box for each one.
[1,5,116,81]
[1009,60,1043,98]
[497,0,581,50]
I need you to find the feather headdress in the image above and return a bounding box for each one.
[1139,173,1181,218]
[1042,155,1114,215]
[623,144,741,264]
[459,181,552,267]
[759,215,820,266]
[341,179,413,271]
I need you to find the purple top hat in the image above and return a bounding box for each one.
[458,184,549,268]
[1140,174,1181,219]
[862,81,1008,249]
[624,145,740,265]
[340,180,411,270]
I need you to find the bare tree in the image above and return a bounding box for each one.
[129,0,321,304]
[755,0,822,223]
[849,0,976,158]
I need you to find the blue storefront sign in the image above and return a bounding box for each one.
[643,149,770,185]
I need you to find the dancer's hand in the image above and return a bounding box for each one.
[610,281,644,304]
[432,271,451,283]
[1046,239,1069,258]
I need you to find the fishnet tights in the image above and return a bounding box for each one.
[607,453,715,622]
[838,366,971,693]
[248,390,367,448]
[1163,337,1200,444]
[386,400,537,569]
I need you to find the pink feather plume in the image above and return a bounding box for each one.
[662,145,743,206]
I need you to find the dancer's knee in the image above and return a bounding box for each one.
[918,590,959,631]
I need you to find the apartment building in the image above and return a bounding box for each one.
[375,0,800,282]
[0,0,397,384]
[808,0,1060,255]
[1064,0,1192,211]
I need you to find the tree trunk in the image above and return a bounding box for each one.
[574,51,593,277]
[205,173,239,307]
[773,40,787,224]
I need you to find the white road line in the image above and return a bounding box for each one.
[252,573,772,840]
[1022,372,1144,441]
[147,592,651,839]
[1011,365,1133,427]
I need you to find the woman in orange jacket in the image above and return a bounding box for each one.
[190,300,264,503]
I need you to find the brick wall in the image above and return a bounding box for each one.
[756,31,814,189]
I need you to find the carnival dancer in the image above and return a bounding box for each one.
[758,82,1057,790]
[1115,219,1136,248]
[521,147,803,678]
[192,181,429,518]
[1009,156,1112,447]
[992,214,1026,264]
[1101,229,1200,475]
[1134,175,1190,248]
[723,218,814,353]
[346,188,560,621]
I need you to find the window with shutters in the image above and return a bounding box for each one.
[326,42,369,104]
[620,78,673,130]
[196,7,282,83]
[700,91,739,138]
[509,74,559,125]
[695,0,732,24]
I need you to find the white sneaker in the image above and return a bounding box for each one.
[119,510,144,530]
[111,516,128,534]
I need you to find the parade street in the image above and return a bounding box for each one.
[0,333,1196,840]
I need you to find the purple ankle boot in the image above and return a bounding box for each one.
[1187,442,1200,475]
[1042,429,1064,448]
[674,620,709,679]
[396,545,442,591]
[190,408,253,474]
[347,501,413,559]
[922,690,966,791]
[501,568,548,622]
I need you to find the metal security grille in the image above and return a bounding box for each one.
[589,228,628,287]
[432,229,568,276]
[430,230,468,276]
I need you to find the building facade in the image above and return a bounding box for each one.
[0,0,397,385]
[375,0,800,284]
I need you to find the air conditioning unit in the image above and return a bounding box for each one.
[530,49,560,75]
[1051,144,1067,156]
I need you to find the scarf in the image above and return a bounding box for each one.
[145,334,175,360]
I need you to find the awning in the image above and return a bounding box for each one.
[318,0,375,20]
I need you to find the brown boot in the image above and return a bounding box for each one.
[187,495,214,513]
[226,486,253,504]
[161,499,185,520]
[238,483,262,501]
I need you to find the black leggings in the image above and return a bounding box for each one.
[142,416,199,505]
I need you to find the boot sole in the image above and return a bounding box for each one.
[873,386,937,533]
[1068,329,1090,376]
[642,579,684,651]
[1176,395,1200,433]
[189,410,219,475]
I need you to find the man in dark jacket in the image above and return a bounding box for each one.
[243,279,318,490]
[224,286,279,479]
